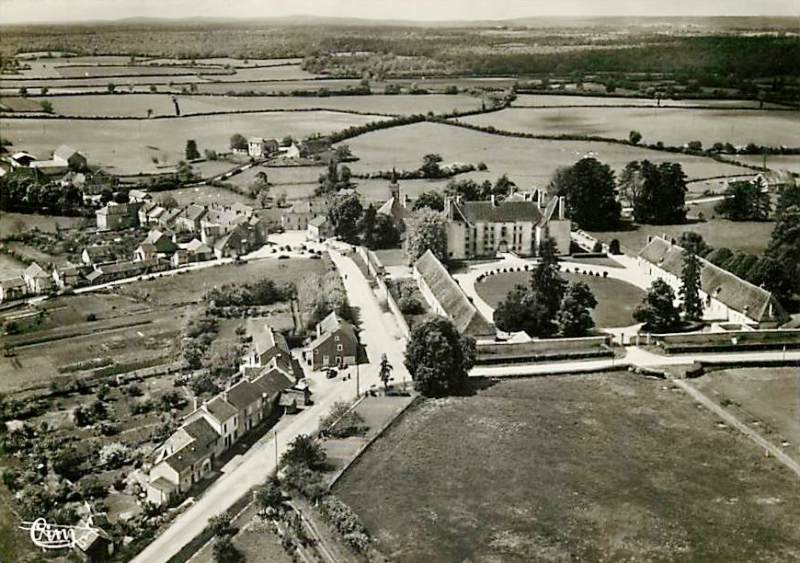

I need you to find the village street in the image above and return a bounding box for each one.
[130,246,411,563]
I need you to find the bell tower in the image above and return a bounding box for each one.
[388,167,400,201]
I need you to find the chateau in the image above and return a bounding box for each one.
[444,191,570,259]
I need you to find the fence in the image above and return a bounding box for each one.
[476,335,613,365]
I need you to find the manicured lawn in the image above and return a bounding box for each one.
[476,270,646,328]
[693,367,800,464]
[335,372,800,563]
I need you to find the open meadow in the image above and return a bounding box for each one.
[693,367,800,464]
[511,93,789,109]
[342,122,747,187]
[460,106,800,149]
[1,110,381,174]
[475,270,646,327]
[335,371,800,563]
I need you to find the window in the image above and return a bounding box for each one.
[337,344,343,351]
[334,335,340,341]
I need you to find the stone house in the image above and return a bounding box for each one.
[304,311,359,370]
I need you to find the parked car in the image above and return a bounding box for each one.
[278,254,289,260]
[326,368,338,379]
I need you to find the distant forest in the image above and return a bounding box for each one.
[1,22,798,83]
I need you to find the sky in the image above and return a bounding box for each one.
[0,0,798,24]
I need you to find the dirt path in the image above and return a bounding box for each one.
[671,376,800,479]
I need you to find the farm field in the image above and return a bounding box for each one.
[693,367,800,464]
[0,96,42,111]
[342,122,746,186]
[0,253,25,278]
[511,93,787,109]
[335,372,800,563]
[587,214,775,255]
[0,110,381,174]
[733,154,800,174]
[475,270,646,327]
[53,65,233,78]
[0,211,85,237]
[459,106,800,148]
[0,74,209,89]
[153,185,255,207]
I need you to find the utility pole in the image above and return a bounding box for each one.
[274,430,278,464]
[356,360,360,397]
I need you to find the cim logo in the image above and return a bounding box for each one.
[19,518,98,550]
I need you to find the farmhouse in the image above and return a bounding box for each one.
[8,151,37,168]
[96,202,141,231]
[304,311,359,370]
[307,215,332,242]
[134,229,178,261]
[28,145,87,175]
[81,244,115,266]
[241,321,295,372]
[444,191,570,259]
[282,200,320,231]
[172,238,214,266]
[414,250,495,338]
[248,137,279,158]
[0,277,28,303]
[175,204,208,233]
[22,262,54,294]
[638,236,789,328]
[52,263,91,290]
[755,169,797,192]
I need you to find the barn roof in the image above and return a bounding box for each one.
[639,236,788,324]
[414,250,494,336]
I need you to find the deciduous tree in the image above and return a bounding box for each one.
[680,249,704,321]
[405,208,447,263]
[405,317,476,397]
[557,282,598,337]
[548,157,620,230]
[633,279,681,332]
[715,180,771,221]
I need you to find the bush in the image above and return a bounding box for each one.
[592,241,603,253]
[99,442,130,469]
[319,496,370,552]
[79,477,108,499]
[398,295,424,315]
[282,464,326,501]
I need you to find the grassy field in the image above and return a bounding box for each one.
[460,107,800,149]
[342,122,746,187]
[155,184,255,207]
[335,372,800,563]
[693,367,800,464]
[1,111,381,174]
[0,211,85,237]
[511,94,781,109]
[476,270,645,327]
[588,216,775,255]
[0,253,25,278]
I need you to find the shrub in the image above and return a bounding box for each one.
[398,295,424,315]
[99,442,131,469]
[79,477,108,499]
[282,464,326,501]
[319,496,370,552]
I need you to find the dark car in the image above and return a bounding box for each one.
[326,368,338,379]
[278,254,290,260]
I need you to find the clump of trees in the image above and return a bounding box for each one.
[715,180,771,221]
[549,157,620,230]
[445,174,515,202]
[405,317,476,396]
[494,239,598,337]
[205,278,295,308]
[633,279,682,332]
[619,160,688,225]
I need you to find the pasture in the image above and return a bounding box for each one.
[336,372,800,563]
[460,106,800,148]
[0,253,25,279]
[0,111,381,174]
[475,270,645,327]
[511,93,786,109]
[693,367,800,464]
[342,122,746,186]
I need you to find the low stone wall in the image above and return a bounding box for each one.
[356,246,410,338]
[476,335,613,365]
[653,329,800,354]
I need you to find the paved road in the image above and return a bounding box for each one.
[131,248,409,563]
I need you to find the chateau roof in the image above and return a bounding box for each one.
[450,199,543,224]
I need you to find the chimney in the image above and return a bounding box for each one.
[490,194,496,207]
[193,397,198,411]
[537,189,544,208]
[558,196,565,220]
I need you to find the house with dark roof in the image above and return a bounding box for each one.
[638,236,789,328]
[175,204,208,233]
[147,417,220,505]
[0,276,28,303]
[303,311,359,370]
[53,262,91,290]
[96,202,141,231]
[282,200,317,231]
[444,191,569,259]
[134,229,178,261]
[81,244,115,266]
[414,250,495,337]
